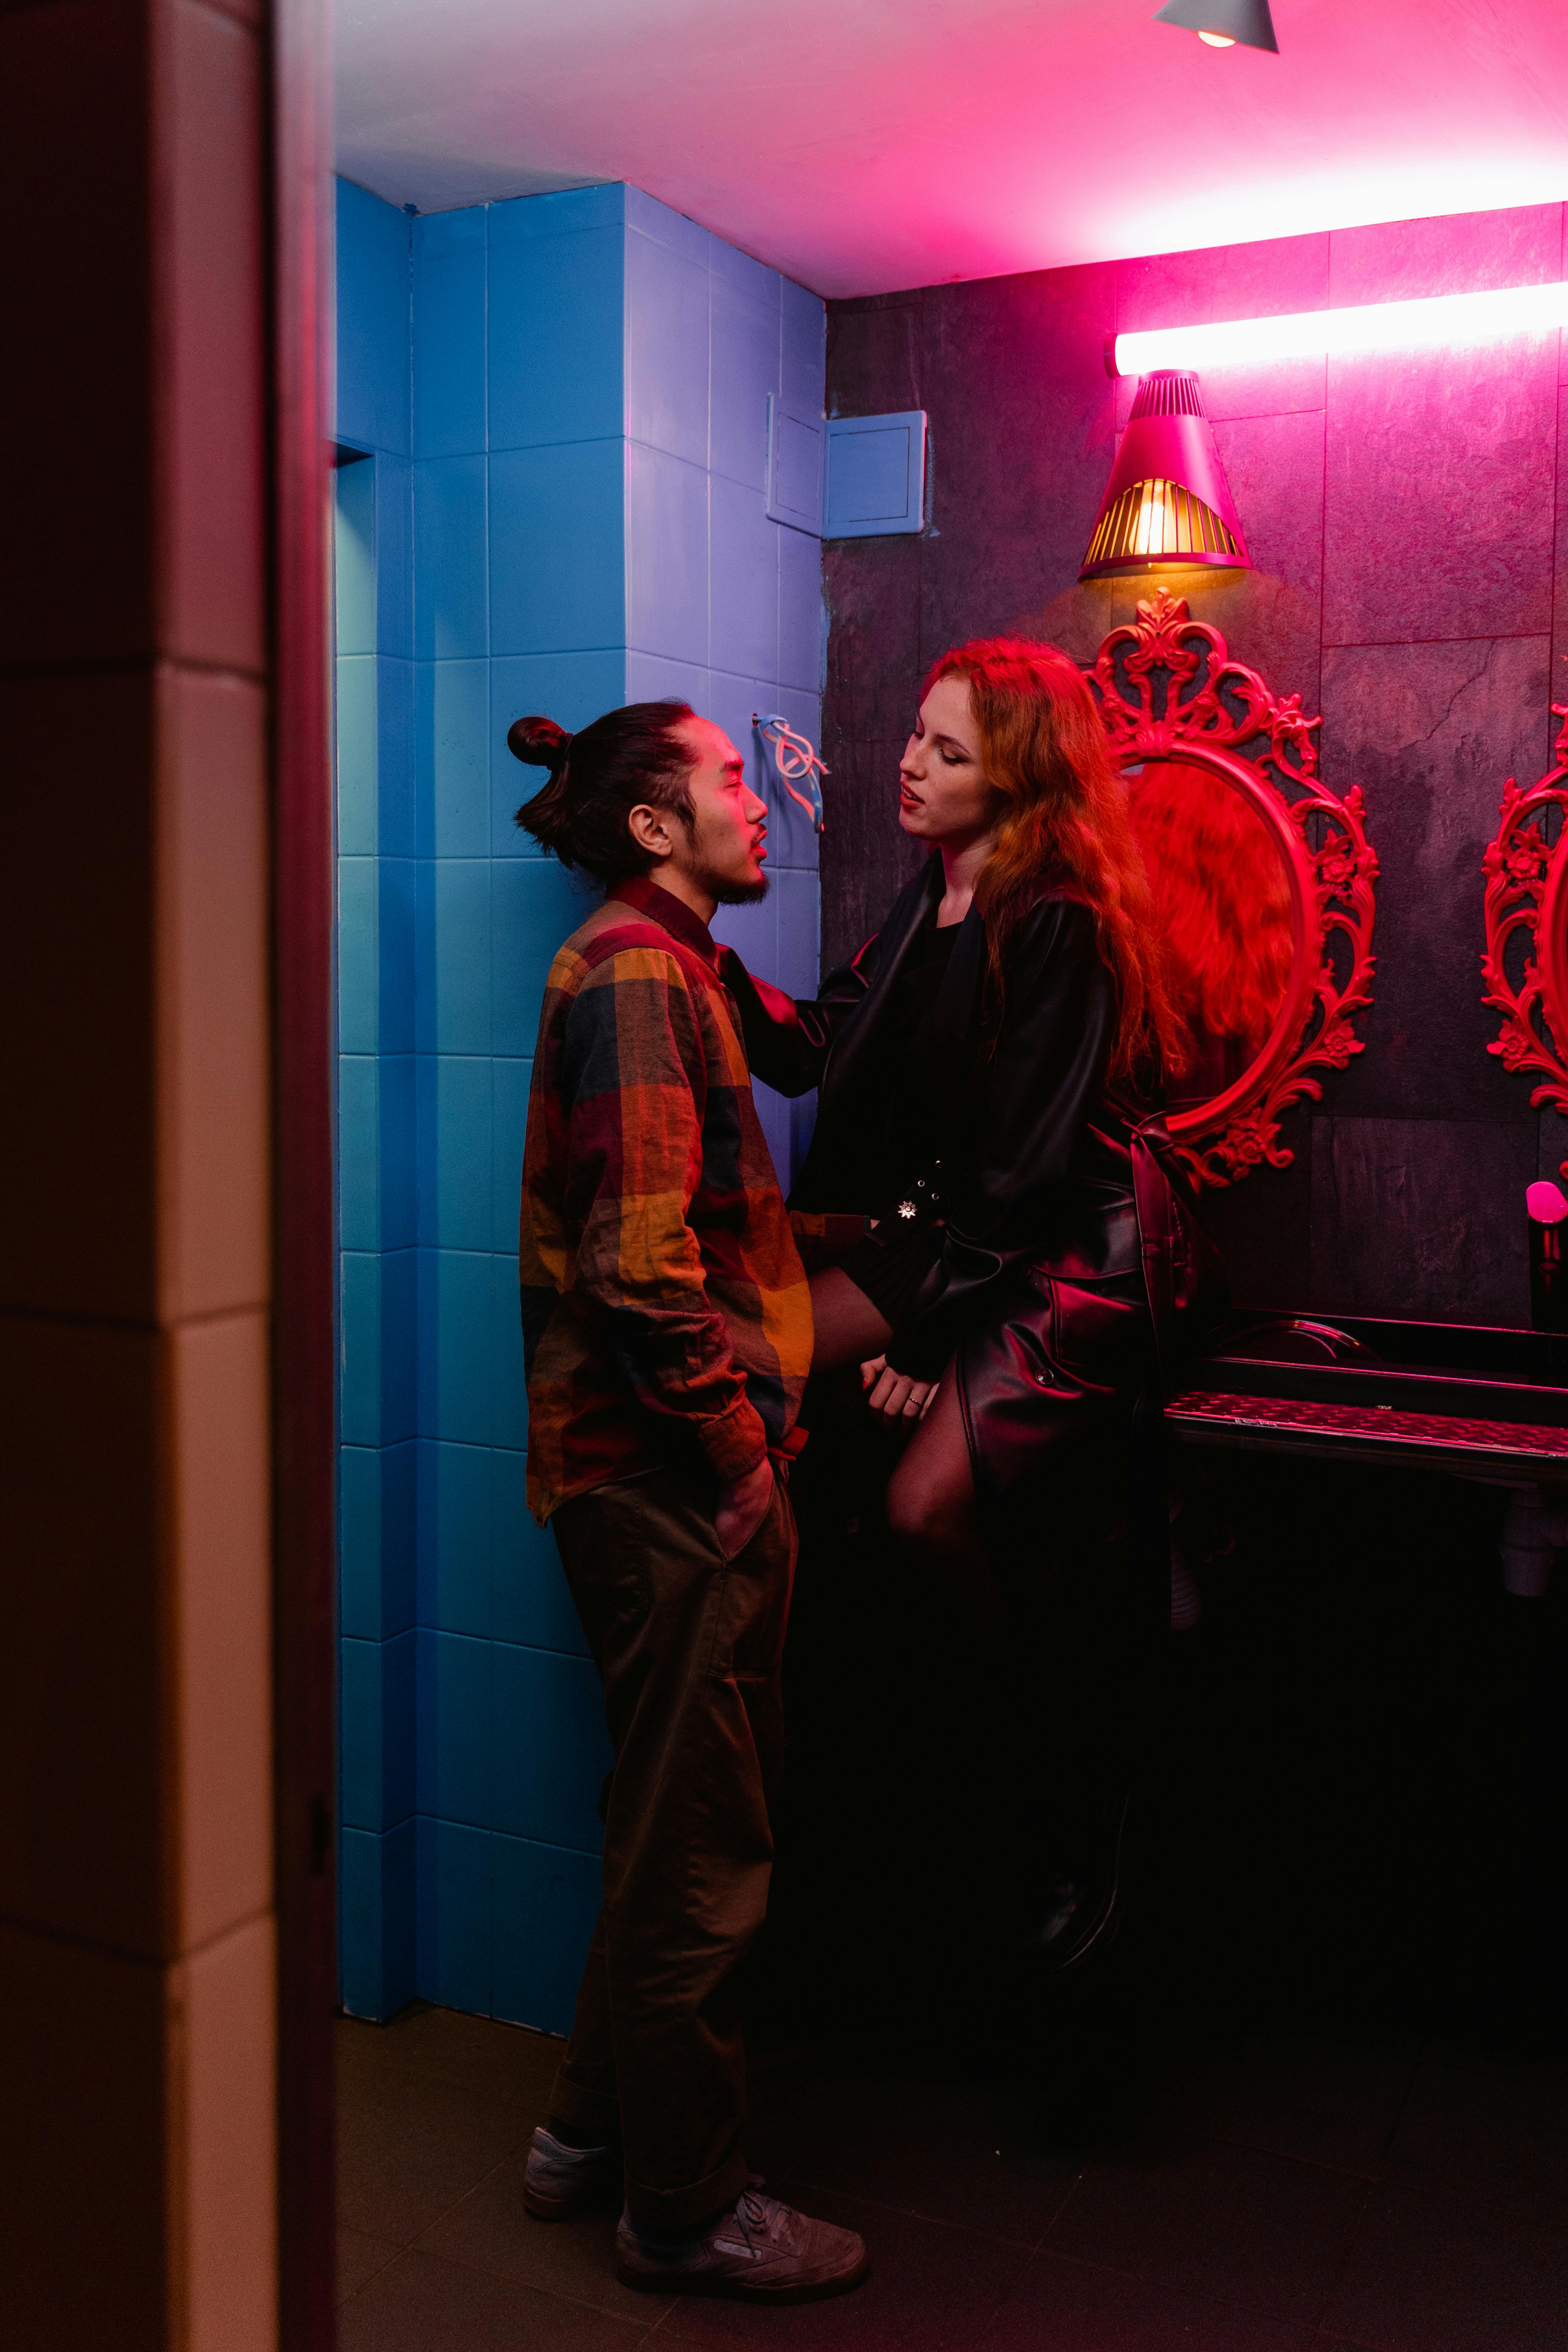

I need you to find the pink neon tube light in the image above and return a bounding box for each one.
[1111,282,1568,377]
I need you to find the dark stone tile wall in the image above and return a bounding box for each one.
[820,201,1568,1322]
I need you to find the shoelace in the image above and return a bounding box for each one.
[731,2186,782,2254]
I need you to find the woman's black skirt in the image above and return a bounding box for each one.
[953,1262,1155,1509]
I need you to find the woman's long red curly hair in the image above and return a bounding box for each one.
[922,636,1184,1085]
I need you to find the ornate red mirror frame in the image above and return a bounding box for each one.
[1481,707,1568,1142]
[1086,590,1379,1187]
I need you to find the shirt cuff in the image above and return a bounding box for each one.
[699,1393,771,1485]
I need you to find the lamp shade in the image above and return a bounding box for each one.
[1079,371,1250,581]
[1153,0,1279,51]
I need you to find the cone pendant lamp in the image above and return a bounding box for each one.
[1152,0,1279,51]
[1079,371,1250,580]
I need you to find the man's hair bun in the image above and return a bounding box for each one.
[507,715,573,776]
[510,700,698,884]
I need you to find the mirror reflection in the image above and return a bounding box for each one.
[1125,757,1295,1113]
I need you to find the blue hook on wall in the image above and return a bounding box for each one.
[754,712,828,834]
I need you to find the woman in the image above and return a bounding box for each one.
[724,636,1209,1586]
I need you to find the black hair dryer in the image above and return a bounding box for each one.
[1528,1181,1568,1331]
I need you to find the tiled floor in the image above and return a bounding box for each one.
[336,2005,1568,2349]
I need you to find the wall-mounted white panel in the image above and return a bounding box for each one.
[824,410,926,538]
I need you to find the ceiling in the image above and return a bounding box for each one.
[335,0,1568,299]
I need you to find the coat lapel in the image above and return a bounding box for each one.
[815,857,942,1118]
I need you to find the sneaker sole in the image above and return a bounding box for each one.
[524,2179,619,2223]
[615,2248,871,2303]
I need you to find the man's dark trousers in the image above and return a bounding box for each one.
[545,1461,798,2232]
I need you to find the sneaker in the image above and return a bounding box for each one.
[615,2183,869,2302]
[523,2125,620,2221]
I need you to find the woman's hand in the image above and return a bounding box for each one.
[860,1355,939,1421]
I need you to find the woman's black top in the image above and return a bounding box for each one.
[718,855,1156,1381]
[837,913,960,1329]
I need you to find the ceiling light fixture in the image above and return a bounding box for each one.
[1080,371,1249,581]
[1153,0,1279,54]
[1110,280,1568,377]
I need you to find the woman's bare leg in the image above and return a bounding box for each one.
[884,1362,992,1592]
[808,1266,894,1375]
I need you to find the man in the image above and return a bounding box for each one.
[508,698,868,2304]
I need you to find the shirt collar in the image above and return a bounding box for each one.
[608,874,721,971]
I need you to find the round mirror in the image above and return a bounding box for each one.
[1087,590,1377,1186]
[1125,757,1296,1115]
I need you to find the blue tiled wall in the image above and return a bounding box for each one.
[333,174,825,2029]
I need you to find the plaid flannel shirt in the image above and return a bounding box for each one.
[518,876,814,1525]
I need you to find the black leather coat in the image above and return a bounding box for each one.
[720,857,1167,1384]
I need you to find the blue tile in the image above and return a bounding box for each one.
[626,226,710,468]
[489,649,628,856]
[380,1053,418,1251]
[334,457,377,652]
[491,1058,532,1252]
[701,669,820,871]
[777,524,825,694]
[492,1643,611,1851]
[710,233,779,309]
[766,685,825,873]
[378,858,417,1054]
[338,1637,381,1834]
[623,650,710,712]
[417,1247,494,1444]
[340,1628,415,1830]
[381,1247,418,1444]
[709,475,779,679]
[488,184,625,243]
[711,889,777,985]
[339,1819,416,2021]
[626,444,707,663]
[624,184,713,270]
[780,276,826,415]
[416,1055,492,1250]
[416,1628,492,1825]
[339,1442,384,1638]
[336,657,379,854]
[710,274,780,490]
[381,1439,418,1632]
[415,859,492,1056]
[334,179,410,456]
[772,866,821,1001]
[492,1835,602,2036]
[684,666,757,772]
[492,1451,589,1655]
[416,659,489,857]
[491,860,599,1057]
[413,207,486,458]
[487,227,625,452]
[338,857,379,1054]
[340,1250,383,1446]
[375,456,413,658]
[377,658,415,857]
[416,1438,492,1636]
[413,456,487,660]
[339,1054,381,1250]
[416,1817,492,2015]
[489,440,626,656]
[491,1251,529,1453]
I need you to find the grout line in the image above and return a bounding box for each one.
[1321,629,1552,655]
[334,2233,404,2313]
[1030,2162,1089,2252]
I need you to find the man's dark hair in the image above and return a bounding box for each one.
[509,702,698,884]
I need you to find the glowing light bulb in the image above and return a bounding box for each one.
[1197,28,1236,41]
